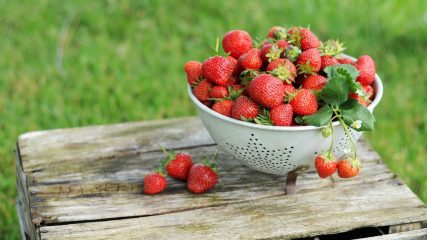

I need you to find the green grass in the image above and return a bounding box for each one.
[1,0,426,238]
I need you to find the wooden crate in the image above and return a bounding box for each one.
[15,117,427,239]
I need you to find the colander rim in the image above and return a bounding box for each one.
[188,55,383,131]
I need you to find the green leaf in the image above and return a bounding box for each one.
[318,75,349,105]
[302,105,333,126]
[340,99,375,131]
[324,64,359,80]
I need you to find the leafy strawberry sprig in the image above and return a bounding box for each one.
[296,64,375,161]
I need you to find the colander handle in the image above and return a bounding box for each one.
[285,165,309,195]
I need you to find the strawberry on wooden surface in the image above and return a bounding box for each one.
[143,172,167,195]
[187,163,218,193]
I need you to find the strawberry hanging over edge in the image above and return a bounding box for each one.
[337,158,361,178]
[315,152,338,178]
[184,61,203,86]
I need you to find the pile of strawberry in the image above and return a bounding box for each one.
[143,149,218,195]
[184,26,376,126]
[185,26,379,179]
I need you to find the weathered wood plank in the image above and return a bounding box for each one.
[25,140,389,225]
[39,179,427,240]
[18,117,214,173]
[361,228,427,239]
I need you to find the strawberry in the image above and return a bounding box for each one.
[238,49,263,70]
[354,55,376,85]
[315,153,338,178]
[290,88,318,116]
[222,30,253,59]
[210,86,229,99]
[231,95,259,121]
[267,26,287,39]
[320,55,339,70]
[302,74,328,90]
[247,74,285,108]
[165,152,193,181]
[296,48,321,74]
[337,57,354,64]
[212,99,234,117]
[187,164,218,193]
[283,84,296,101]
[184,61,203,85]
[270,104,293,126]
[143,172,167,195]
[277,40,289,53]
[288,27,320,51]
[266,58,296,84]
[363,84,375,100]
[226,56,240,76]
[193,79,212,102]
[202,56,235,85]
[337,158,361,178]
[227,76,239,86]
[284,45,302,62]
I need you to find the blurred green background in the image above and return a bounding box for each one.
[1,0,426,238]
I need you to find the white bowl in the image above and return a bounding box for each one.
[188,60,383,175]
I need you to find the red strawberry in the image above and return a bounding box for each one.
[337,57,354,64]
[320,55,339,70]
[222,30,253,59]
[193,79,212,102]
[227,76,239,86]
[247,74,285,108]
[302,74,328,90]
[270,104,293,126]
[238,49,263,70]
[288,27,320,51]
[143,172,167,195]
[202,56,235,85]
[210,86,229,99]
[212,99,234,117]
[363,85,375,100]
[354,55,376,85]
[315,153,338,178]
[187,164,218,193]
[266,58,296,84]
[184,61,203,85]
[226,56,240,76]
[165,152,193,181]
[337,158,361,178]
[267,26,286,39]
[290,88,318,116]
[231,95,259,120]
[296,48,321,74]
[283,84,296,101]
[277,39,289,52]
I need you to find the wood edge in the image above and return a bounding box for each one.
[16,143,40,240]
[17,116,199,142]
[360,227,427,240]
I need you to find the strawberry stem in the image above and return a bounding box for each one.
[327,120,335,154]
[332,108,357,159]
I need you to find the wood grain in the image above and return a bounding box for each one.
[39,179,427,240]
[16,117,427,239]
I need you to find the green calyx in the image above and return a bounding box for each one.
[269,64,295,84]
[284,45,302,62]
[320,150,336,163]
[254,108,272,125]
[266,45,283,62]
[273,27,288,40]
[227,86,244,100]
[203,152,219,172]
[319,40,346,56]
[297,60,317,75]
[240,69,260,85]
[286,27,302,48]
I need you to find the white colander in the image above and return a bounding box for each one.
[188,59,383,176]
